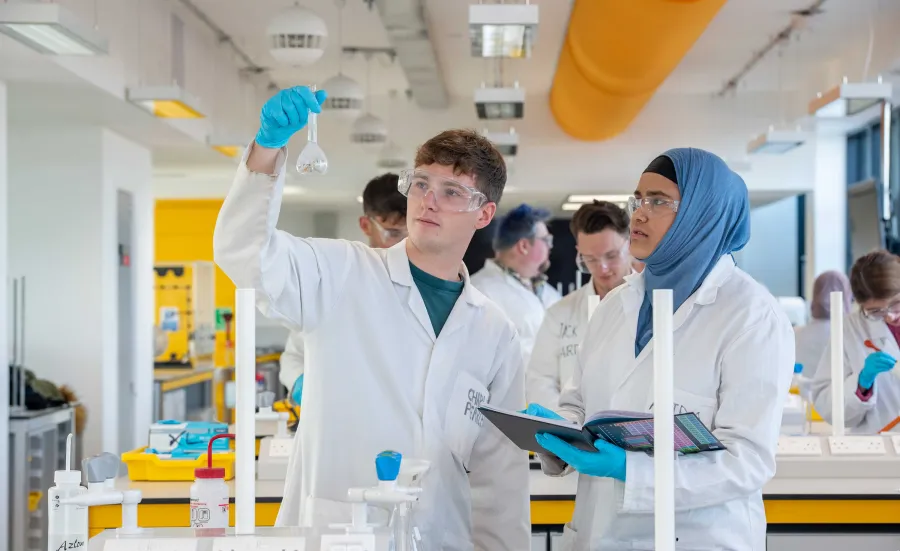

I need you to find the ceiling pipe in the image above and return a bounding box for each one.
[716,0,828,97]
[177,0,277,90]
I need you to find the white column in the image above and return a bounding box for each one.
[0,79,10,551]
[805,129,848,298]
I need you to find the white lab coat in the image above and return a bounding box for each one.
[793,319,829,378]
[279,330,305,391]
[809,311,900,434]
[471,259,561,364]
[526,281,596,409]
[542,256,793,551]
[213,148,530,551]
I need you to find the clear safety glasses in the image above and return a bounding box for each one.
[862,301,900,322]
[627,196,680,218]
[398,169,489,213]
[369,217,408,243]
[576,245,628,274]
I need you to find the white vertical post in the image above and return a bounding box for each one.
[235,288,256,534]
[588,295,600,321]
[830,291,845,437]
[652,289,675,551]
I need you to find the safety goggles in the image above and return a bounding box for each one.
[576,244,628,274]
[398,169,489,213]
[369,217,408,243]
[627,196,680,218]
[535,234,554,249]
[862,300,900,322]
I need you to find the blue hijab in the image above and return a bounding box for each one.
[634,148,751,356]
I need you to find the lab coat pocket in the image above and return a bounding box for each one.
[444,371,490,469]
[557,522,578,551]
[673,388,718,428]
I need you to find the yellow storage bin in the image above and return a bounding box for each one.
[122,447,235,481]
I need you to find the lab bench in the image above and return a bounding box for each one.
[87,471,900,548]
[152,367,216,421]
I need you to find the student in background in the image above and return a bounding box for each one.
[793,271,851,379]
[279,173,408,404]
[471,204,562,364]
[526,201,633,409]
[811,251,900,434]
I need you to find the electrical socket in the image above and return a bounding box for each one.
[776,436,823,456]
[267,437,293,458]
[828,436,887,456]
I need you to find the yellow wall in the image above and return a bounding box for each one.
[155,199,234,366]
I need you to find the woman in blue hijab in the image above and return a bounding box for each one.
[526,148,795,550]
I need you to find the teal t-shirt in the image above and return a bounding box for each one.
[409,261,464,337]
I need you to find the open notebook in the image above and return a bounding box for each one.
[479,405,726,455]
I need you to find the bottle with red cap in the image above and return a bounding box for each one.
[190,433,233,537]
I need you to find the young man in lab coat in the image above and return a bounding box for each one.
[278,172,409,403]
[471,204,562,364]
[213,86,530,550]
[526,201,633,409]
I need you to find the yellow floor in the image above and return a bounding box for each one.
[88,498,900,538]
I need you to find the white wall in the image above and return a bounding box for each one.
[8,124,153,457]
[734,197,800,297]
[805,131,849,298]
[101,129,154,451]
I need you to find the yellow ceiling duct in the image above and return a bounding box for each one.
[551,0,726,141]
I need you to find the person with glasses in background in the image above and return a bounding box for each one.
[526,200,633,409]
[214,86,529,549]
[523,149,793,550]
[471,204,562,364]
[811,250,900,434]
[279,172,408,406]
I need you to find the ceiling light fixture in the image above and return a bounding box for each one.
[746,127,807,155]
[208,134,248,159]
[468,3,538,59]
[266,3,327,67]
[808,78,893,117]
[484,128,519,157]
[474,83,525,120]
[566,194,632,204]
[127,85,206,119]
[0,2,107,55]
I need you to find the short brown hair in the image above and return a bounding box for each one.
[850,250,900,303]
[414,129,507,204]
[570,200,630,238]
[362,173,406,222]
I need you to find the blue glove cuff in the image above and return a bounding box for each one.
[254,129,289,150]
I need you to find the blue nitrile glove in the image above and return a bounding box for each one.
[255,86,328,149]
[291,374,304,405]
[521,403,564,420]
[535,433,626,481]
[858,351,897,390]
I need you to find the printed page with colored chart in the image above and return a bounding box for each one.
[478,404,727,456]
[584,412,726,454]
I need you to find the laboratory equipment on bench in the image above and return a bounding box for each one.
[296,84,328,175]
[257,391,294,481]
[60,452,144,538]
[48,434,87,551]
[153,262,216,368]
[320,451,423,551]
[191,434,234,537]
[146,420,229,456]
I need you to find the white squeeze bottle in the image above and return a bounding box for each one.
[48,434,88,551]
